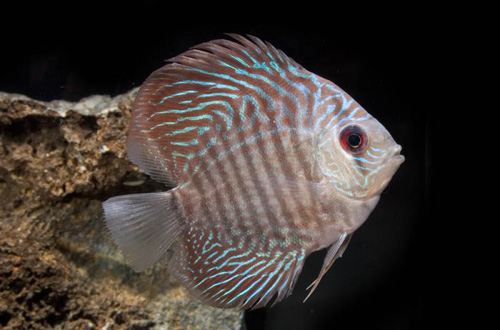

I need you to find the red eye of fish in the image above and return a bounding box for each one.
[340,125,367,153]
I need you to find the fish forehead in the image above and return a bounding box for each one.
[127,35,363,186]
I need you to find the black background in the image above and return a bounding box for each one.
[1,4,432,329]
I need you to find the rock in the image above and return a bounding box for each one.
[0,91,244,329]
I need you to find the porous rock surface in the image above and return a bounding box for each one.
[0,91,243,329]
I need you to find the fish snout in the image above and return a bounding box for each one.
[392,145,405,164]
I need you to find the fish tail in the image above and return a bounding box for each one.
[102,190,186,272]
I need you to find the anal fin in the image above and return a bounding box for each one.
[102,190,186,272]
[168,230,306,309]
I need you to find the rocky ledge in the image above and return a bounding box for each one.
[0,91,243,329]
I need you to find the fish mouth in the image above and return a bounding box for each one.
[376,145,404,194]
[392,145,405,165]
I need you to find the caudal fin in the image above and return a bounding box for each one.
[102,191,186,272]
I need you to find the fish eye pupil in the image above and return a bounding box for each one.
[347,133,362,148]
[340,125,367,153]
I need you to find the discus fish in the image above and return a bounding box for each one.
[103,34,404,309]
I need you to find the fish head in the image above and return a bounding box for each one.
[315,103,404,202]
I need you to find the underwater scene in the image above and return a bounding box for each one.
[1,14,428,330]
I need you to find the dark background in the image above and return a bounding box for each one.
[1,4,431,329]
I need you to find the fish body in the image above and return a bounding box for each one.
[103,34,404,309]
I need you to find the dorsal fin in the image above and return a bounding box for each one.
[126,34,313,185]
